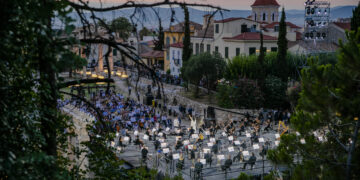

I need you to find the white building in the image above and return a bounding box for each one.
[169,43,183,76]
[169,0,303,76]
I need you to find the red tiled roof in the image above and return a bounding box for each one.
[170,42,184,48]
[251,0,280,6]
[223,32,277,41]
[214,17,246,23]
[192,25,214,38]
[333,22,351,30]
[141,50,164,59]
[264,22,301,29]
[164,21,202,33]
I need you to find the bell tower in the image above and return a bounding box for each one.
[251,0,280,23]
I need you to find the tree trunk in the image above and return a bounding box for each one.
[38,0,58,176]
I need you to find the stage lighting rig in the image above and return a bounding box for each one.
[303,0,330,41]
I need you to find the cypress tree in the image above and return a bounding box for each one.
[351,2,360,42]
[277,7,288,81]
[258,30,265,87]
[182,5,191,63]
[154,24,164,51]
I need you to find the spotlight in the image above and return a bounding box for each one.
[305,33,310,39]
[322,33,326,38]
[310,33,314,39]
[309,20,315,26]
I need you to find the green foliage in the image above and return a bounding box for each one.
[217,79,264,109]
[233,172,250,180]
[57,51,87,73]
[182,5,192,64]
[0,0,77,178]
[268,30,360,179]
[139,27,152,40]
[216,84,235,108]
[286,82,301,110]
[154,25,164,51]
[184,52,226,97]
[351,2,360,37]
[126,167,158,179]
[263,75,288,109]
[110,17,133,40]
[166,69,171,75]
[263,171,278,180]
[277,8,288,81]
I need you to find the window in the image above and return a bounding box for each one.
[166,37,170,46]
[177,51,180,60]
[236,48,240,56]
[215,46,219,53]
[225,47,229,58]
[272,13,275,22]
[195,43,199,55]
[254,13,257,21]
[207,44,211,52]
[190,43,193,50]
[172,50,175,60]
[274,25,279,32]
[262,13,266,21]
[113,49,117,56]
[166,51,169,60]
[200,43,204,53]
[249,47,256,55]
[271,47,278,52]
[173,37,176,43]
[182,37,184,42]
[263,47,267,54]
[241,24,248,33]
[215,24,219,33]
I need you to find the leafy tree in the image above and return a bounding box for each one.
[139,27,152,40]
[267,30,360,180]
[263,75,287,109]
[110,17,132,40]
[0,0,75,178]
[184,53,225,97]
[217,79,264,109]
[276,8,288,81]
[57,51,87,77]
[182,5,192,63]
[216,84,235,108]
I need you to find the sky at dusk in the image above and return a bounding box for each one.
[87,0,359,10]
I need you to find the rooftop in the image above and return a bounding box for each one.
[251,0,280,7]
[170,42,184,48]
[333,22,351,30]
[140,50,164,59]
[264,22,301,29]
[223,32,277,41]
[164,21,202,33]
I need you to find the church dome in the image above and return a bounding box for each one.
[251,0,280,7]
